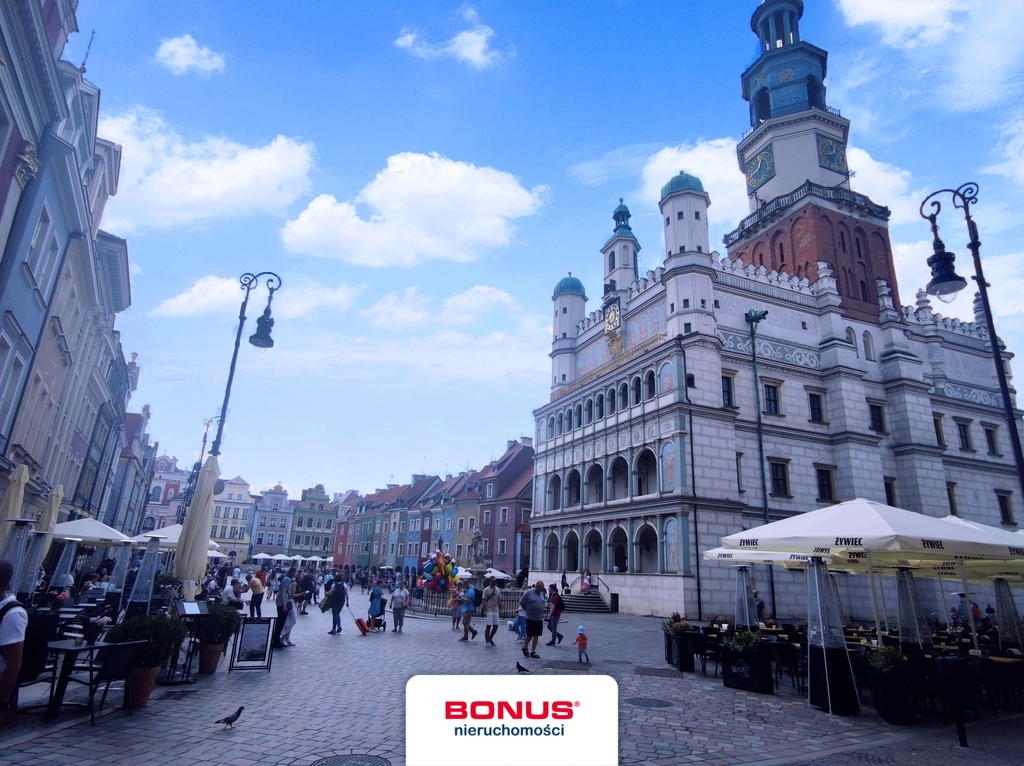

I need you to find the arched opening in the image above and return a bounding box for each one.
[585,399,593,424]
[619,383,629,407]
[565,469,582,506]
[608,388,617,414]
[860,280,869,302]
[634,524,658,573]
[565,409,573,431]
[547,474,562,511]
[609,527,628,572]
[149,486,161,502]
[631,377,641,405]
[585,464,604,504]
[563,530,579,572]
[575,404,583,428]
[596,394,604,419]
[863,332,876,362]
[547,417,554,439]
[846,327,858,357]
[754,87,771,122]
[807,77,822,109]
[583,530,602,573]
[635,449,658,496]
[609,457,629,500]
[556,413,563,435]
[645,371,656,400]
[544,532,559,570]
[608,252,615,272]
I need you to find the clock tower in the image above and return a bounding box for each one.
[725,0,900,324]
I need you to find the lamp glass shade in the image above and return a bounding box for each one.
[925,248,968,299]
[249,311,275,348]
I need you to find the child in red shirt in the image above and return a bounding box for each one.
[573,625,589,664]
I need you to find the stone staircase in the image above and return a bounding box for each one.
[561,592,612,613]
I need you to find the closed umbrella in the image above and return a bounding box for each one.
[175,455,219,600]
[0,463,30,550]
[17,484,63,595]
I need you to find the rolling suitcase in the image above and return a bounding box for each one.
[349,605,369,635]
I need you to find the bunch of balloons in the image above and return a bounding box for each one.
[421,549,460,592]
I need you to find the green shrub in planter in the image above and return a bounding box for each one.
[195,603,242,645]
[106,615,189,668]
[721,631,773,694]
[868,647,912,725]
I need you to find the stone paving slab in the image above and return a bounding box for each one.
[0,606,1016,764]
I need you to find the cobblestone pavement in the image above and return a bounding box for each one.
[1,605,1020,765]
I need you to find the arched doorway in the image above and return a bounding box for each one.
[585,464,604,504]
[547,474,562,511]
[583,529,602,572]
[635,449,657,496]
[609,457,629,500]
[634,524,658,573]
[565,469,581,507]
[544,532,559,570]
[608,527,628,572]
[563,530,579,572]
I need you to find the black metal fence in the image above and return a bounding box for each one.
[409,588,528,618]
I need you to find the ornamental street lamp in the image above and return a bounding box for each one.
[209,272,282,458]
[919,183,1024,503]
[176,416,215,525]
[745,308,776,620]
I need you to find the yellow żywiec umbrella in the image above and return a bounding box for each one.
[0,464,30,550]
[175,455,219,600]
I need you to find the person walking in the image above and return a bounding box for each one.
[519,581,546,659]
[459,582,478,642]
[366,580,384,632]
[328,576,348,635]
[0,561,28,728]
[546,584,565,646]
[481,576,501,647]
[573,625,589,664]
[272,567,296,649]
[391,580,410,633]
[449,585,462,630]
[246,574,265,618]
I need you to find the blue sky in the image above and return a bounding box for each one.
[64,1,1024,498]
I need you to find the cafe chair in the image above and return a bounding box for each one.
[770,641,806,693]
[65,639,148,725]
[10,612,61,712]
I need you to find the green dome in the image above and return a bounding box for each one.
[660,171,705,200]
[553,274,586,299]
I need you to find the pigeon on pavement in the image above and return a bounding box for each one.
[215,706,244,728]
[516,662,529,673]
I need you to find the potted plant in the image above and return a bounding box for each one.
[105,614,188,708]
[661,612,685,664]
[867,646,912,725]
[721,629,774,695]
[194,603,242,674]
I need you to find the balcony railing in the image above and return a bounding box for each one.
[742,102,842,139]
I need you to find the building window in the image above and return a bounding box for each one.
[214,507,221,519]
[456,544,463,558]
[313,535,321,546]
[389,543,395,554]
[270,517,278,527]
[233,508,239,519]
[307,517,313,527]
[445,519,452,530]
[868,404,886,433]
[326,519,332,529]
[684,322,692,333]
[808,392,824,423]
[256,532,264,545]
[211,525,217,537]
[695,210,701,220]
[884,478,897,507]
[468,517,475,530]
[483,510,491,525]
[422,542,428,555]
[272,502,279,510]
[220,525,227,538]
[722,375,735,407]
[500,507,508,524]
[946,483,958,516]
[763,384,780,415]
[997,493,1015,525]
[304,535,311,545]
[769,460,789,496]
[816,468,835,502]
[497,539,506,555]
[398,543,405,557]
[483,538,489,554]
[316,517,323,528]
[956,421,973,451]
[278,534,285,545]
[985,426,999,455]
[399,521,406,532]
[259,517,266,526]
[487,484,494,498]
[296,516,303,527]
[736,453,744,493]
[434,518,441,530]
[457,518,465,531]
[933,415,945,447]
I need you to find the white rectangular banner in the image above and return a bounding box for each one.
[406,674,618,766]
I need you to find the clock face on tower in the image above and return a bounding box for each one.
[745,144,775,193]
[817,134,848,173]
[604,301,620,333]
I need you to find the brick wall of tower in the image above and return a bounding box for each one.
[726,202,902,324]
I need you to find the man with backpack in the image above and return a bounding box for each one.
[0,560,27,726]
[459,583,479,642]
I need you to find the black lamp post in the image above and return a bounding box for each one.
[919,183,1024,503]
[209,272,282,458]
[176,416,215,525]
[746,308,776,619]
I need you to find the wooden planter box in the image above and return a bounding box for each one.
[871,667,913,726]
[721,647,774,695]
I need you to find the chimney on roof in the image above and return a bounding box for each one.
[507,440,515,452]
[520,436,533,447]
[411,474,429,483]
[387,484,398,489]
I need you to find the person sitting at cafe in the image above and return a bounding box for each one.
[221,578,245,609]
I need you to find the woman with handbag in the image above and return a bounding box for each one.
[546,584,565,646]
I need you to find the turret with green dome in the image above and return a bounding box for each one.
[553,273,586,299]
[660,171,705,201]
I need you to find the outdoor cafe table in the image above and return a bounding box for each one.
[46,638,100,718]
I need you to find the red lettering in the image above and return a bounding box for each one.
[470,701,495,719]
[525,701,549,720]
[446,701,467,719]
[497,701,522,719]
[551,701,574,719]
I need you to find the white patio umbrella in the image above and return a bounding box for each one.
[131,523,219,552]
[270,553,291,561]
[0,463,30,550]
[175,455,219,600]
[17,484,63,595]
[52,517,132,544]
[483,567,514,580]
[703,547,826,565]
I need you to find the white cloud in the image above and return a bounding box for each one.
[99,108,314,232]
[568,143,664,187]
[985,117,1024,186]
[280,152,547,267]
[395,5,508,69]
[846,147,926,225]
[154,34,226,76]
[150,276,359,319]
[639,138,749,231]
[363,285,520,330]
[834,0,971,48]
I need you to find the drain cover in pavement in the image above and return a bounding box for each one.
[159,690,199,700]
[311,758,391,766]
[624,697,673,708]
[633,666,686,678]
[603,659,633,665]
[543,660,592,671]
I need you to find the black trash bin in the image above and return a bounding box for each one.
[609,593,619,613]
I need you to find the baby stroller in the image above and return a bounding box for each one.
[371,597,388,632]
